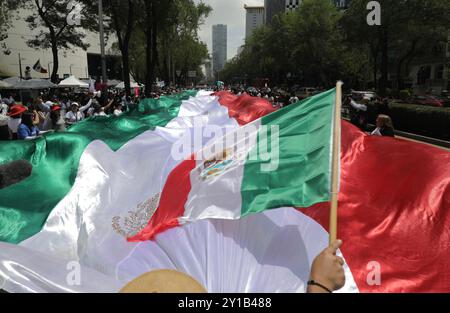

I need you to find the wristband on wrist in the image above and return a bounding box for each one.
[307,280,333,293]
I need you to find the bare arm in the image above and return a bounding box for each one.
[79,99,93,113]
[102,99,115,111]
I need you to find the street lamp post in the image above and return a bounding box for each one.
[48,62,53,79]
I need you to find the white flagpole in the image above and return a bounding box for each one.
[329,81,343,244]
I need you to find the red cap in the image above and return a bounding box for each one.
[51,105,61,112]
[7,105,27,117]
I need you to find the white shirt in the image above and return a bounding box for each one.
[38,111,52,131]
[0,103,9,126]
[113,109,122,116]
[350,100,367,112]
[8,118,21,133]
[371,128,382,136]
[65,111,84,124]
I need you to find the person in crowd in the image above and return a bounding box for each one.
[89,98,114,117]
[7,105,27,140]
[33,96,53,131]
[371,114,395,137]
[17,112,40,140]
[113,102,123,116]
[24,66,32,80]
[0,99,9,140]
[307,240,346,293]
[2,93,15,106]
[348,96,368,131]
[65,98,93,126]
[289,94,299,104]
[50,105,66,132]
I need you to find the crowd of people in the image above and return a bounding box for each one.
[0,87,187,141]
[344,94,395,137]
[228,85,323,109]
[226,85,396,138]
[0,84,397,142]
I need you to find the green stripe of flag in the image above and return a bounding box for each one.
[0,91,196,244]
[240,88,335,216]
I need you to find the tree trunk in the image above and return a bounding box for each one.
[144,1,153,97]
[379,29,389,96]
[371,48,378,90]
[396,40,419,91]
[150,3,158,89]
[122,46,131,96]
[50,36,58,83]
[396,60,404,91]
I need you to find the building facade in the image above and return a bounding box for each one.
[264,0,350,25]
[264,0,286,25]
[244,5,265,40]
[212,24,227,75]
[407,35,450,94]
[0,8,119,81]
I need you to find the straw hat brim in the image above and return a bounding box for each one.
[120,269,207,293]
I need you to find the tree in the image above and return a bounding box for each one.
[103,0,135,96]
[222,0,368,88]
[343,0,450,94]
[126,0,210,92]
[1,1,22,54]
[21,0,98,83]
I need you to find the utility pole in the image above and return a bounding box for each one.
[98,0,107,84]
[18,53,23,80]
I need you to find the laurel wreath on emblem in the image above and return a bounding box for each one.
[112,193,161,238]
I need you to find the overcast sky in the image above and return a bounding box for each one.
[196,0,264,61]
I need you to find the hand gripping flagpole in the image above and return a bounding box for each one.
[329,81,343,244]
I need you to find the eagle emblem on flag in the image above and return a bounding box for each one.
[198,148,238,181]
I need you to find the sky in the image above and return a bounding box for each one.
[195,0,264,61]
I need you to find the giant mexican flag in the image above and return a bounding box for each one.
[0,90,449,293]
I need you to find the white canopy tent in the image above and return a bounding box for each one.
[58,76,89,88]
[114,81,143,89]
[1,77,57,90]
[107,79,122,87]
[0,80,12,89]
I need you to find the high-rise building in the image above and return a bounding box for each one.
[264,0,350,25]
[264,0,286,25]
[244,5,265,40]
[334,0,351,9]
[212,24,227,75]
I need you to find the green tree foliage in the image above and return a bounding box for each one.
[0,1,22,55]
[342,0,450,94]
[128,0,210,92]
[102,0,136,96]
[21,0,98,82]
[222,0,368,88]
